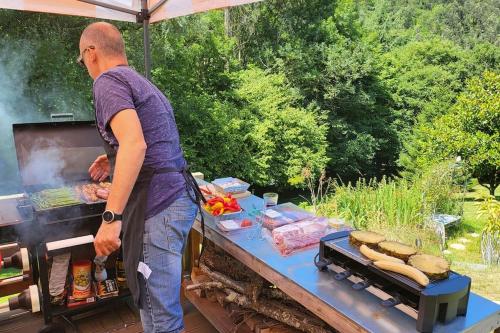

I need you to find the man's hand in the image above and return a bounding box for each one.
[94,221,122,256]
[89,154,110,181]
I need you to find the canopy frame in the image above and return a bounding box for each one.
[78,0,139,15]
[77,0,170,80]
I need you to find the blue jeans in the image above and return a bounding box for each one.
[139,190,198,333]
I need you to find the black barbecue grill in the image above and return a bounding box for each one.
[13,121,107,225]
[7,121,130,332]
[315,230,471,333]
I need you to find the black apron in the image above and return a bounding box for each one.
[97,132,206,306]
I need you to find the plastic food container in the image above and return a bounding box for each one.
[328,217,348,230]
[211,177,250,194]
[216,219,254,232]
[72,260,92,300]
[262,203,315,230]
[203,206,243,220]
[271,217,329,255]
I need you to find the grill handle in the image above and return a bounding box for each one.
[50,113,74,121]
[46,235,94,254]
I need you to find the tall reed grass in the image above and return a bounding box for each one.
[317,162,466,254]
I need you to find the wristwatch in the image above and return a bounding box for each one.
[102,210,123,224]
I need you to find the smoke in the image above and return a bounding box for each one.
[21,138,68,188]
[0,38,93,195]
[0,40,40,195]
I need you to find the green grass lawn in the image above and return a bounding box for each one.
[443,183,499,301]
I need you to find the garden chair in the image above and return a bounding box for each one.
[424,161,468,249]
[429,213,462,249]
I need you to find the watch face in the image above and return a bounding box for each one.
[102,210,114,222]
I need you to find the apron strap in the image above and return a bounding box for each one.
[180,167,207,267]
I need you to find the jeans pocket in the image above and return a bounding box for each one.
[165,229,184,254]
[146,222,170,256]
[145,193,197,255]
[164,205,197,254]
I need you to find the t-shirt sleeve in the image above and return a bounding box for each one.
[94,74,135,130]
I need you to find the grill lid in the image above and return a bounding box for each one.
[12,121,105,191]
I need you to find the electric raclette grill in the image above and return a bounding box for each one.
[315,231,471,332]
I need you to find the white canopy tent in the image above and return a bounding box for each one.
[0,0,262,78]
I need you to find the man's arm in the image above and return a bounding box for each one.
[94,108,147,256]
[106,108,147,214]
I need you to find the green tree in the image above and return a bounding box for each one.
[234,67,329,188]
[1,0,500,193]
[380,39,468,132]
[405,71,499,195]
[419,0,500,49]
[229,0,399,180]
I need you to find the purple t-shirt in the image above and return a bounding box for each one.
[93,66,186,219]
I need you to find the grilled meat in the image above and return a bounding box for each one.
[76,182,111,202]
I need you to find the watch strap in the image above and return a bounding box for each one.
[102,210,123,223]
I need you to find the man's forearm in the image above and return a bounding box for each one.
[106,142,146,214]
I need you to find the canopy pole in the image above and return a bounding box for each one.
[138,0,151,81]
[143,18,151,80]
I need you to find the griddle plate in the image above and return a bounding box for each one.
[326,237,371,265]
[325,237,433,291]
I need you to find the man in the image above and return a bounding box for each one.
[79,22,198,333]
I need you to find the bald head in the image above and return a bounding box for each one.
[80,22,126,59]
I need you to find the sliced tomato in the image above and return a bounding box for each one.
[240,219,252,227]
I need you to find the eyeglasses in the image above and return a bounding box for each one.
[77,46,95,67]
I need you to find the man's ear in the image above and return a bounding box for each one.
[89,49,97,64]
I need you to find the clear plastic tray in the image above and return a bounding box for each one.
[216,219,254,232]
[262,203,315,230]
[211,177,250,194]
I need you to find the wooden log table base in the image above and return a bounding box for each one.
[187,246,334,333]
[183,275,300,333]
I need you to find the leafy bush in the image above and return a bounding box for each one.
[173,94,257,181]
[167,67,330,188]
[418,160,468,217]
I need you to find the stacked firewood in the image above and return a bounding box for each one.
[186,242,335,333]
